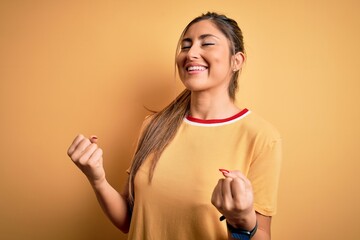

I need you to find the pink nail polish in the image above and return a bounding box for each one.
[219,168,230,174]
[91,136,98,140]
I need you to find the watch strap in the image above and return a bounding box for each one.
[227,221,258,240]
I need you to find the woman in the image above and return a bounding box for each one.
[67,12,282,240]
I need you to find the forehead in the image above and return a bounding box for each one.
[183,20,226,39]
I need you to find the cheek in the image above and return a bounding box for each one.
[209,57,232,80]
[176,53,185,68]
[208,49,230,65]
[176,54,186,77]
[211,57,230,72]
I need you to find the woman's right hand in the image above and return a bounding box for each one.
[67,134,105,186]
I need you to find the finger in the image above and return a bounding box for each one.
[231,177,253,207]
[78,143,98,165]
[88,147,103,167]
[70,138,92,161]
[211,179,224,208]
[90,135,98,144]
[231,177,247,197]
[221,177,234,205]
[223,170,246,179]
[67,134,85,156]
[219,168,230,176]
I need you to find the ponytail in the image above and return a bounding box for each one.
[128,89,191,208]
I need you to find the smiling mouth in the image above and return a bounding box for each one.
[186,66,208,72]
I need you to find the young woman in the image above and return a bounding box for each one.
[67,12,282,240]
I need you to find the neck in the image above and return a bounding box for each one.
[189,91,240,120]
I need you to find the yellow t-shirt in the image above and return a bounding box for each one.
[127,109,282,240]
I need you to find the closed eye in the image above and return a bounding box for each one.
[180,42,215,51]
[181,46,191,50]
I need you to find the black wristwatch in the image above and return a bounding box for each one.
[226,221,258,240]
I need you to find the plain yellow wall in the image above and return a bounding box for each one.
[1,0,359,239]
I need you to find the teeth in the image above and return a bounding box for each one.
[188,66,206,71]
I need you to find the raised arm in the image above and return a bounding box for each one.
[67,134,131,233]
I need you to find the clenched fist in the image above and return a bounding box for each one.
[67,134,105,186]
[211,170,257,230]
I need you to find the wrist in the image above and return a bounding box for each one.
[89,176,108,190]
[227,220,258,240]
[226,209,257,231]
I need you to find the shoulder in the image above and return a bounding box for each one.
[240,110,281,143]
[143,114,155,125]
[134,114,156,138]
[141,112,159,128]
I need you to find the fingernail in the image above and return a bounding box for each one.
[219,168,230,174]
[90,136,98,142]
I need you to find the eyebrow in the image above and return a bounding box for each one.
[181,34,220,43]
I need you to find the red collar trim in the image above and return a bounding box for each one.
[186,108,249,124]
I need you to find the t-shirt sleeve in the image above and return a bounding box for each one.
[247,137,282,216]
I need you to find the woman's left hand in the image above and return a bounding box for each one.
[211,170,257,230]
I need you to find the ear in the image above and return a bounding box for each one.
[232,52,245,71]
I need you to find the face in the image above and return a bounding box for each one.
[176,20,235,95]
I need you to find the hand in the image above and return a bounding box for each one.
[211,170,257,230]
[67,134,105,186]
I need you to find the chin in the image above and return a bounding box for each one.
[181,80,209,90]
[182,82,203,90]
[184,86,210,93]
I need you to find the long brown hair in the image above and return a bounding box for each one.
[128,12,245,208]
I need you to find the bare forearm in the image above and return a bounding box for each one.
[251,228,270,240]
[67,135,131,232]
[91,179,131,233]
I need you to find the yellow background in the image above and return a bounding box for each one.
[1,0,359,239]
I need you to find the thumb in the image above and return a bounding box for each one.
[90,135,98,144]
[219,169,243,178]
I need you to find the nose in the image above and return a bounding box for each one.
[186,44,200,60]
